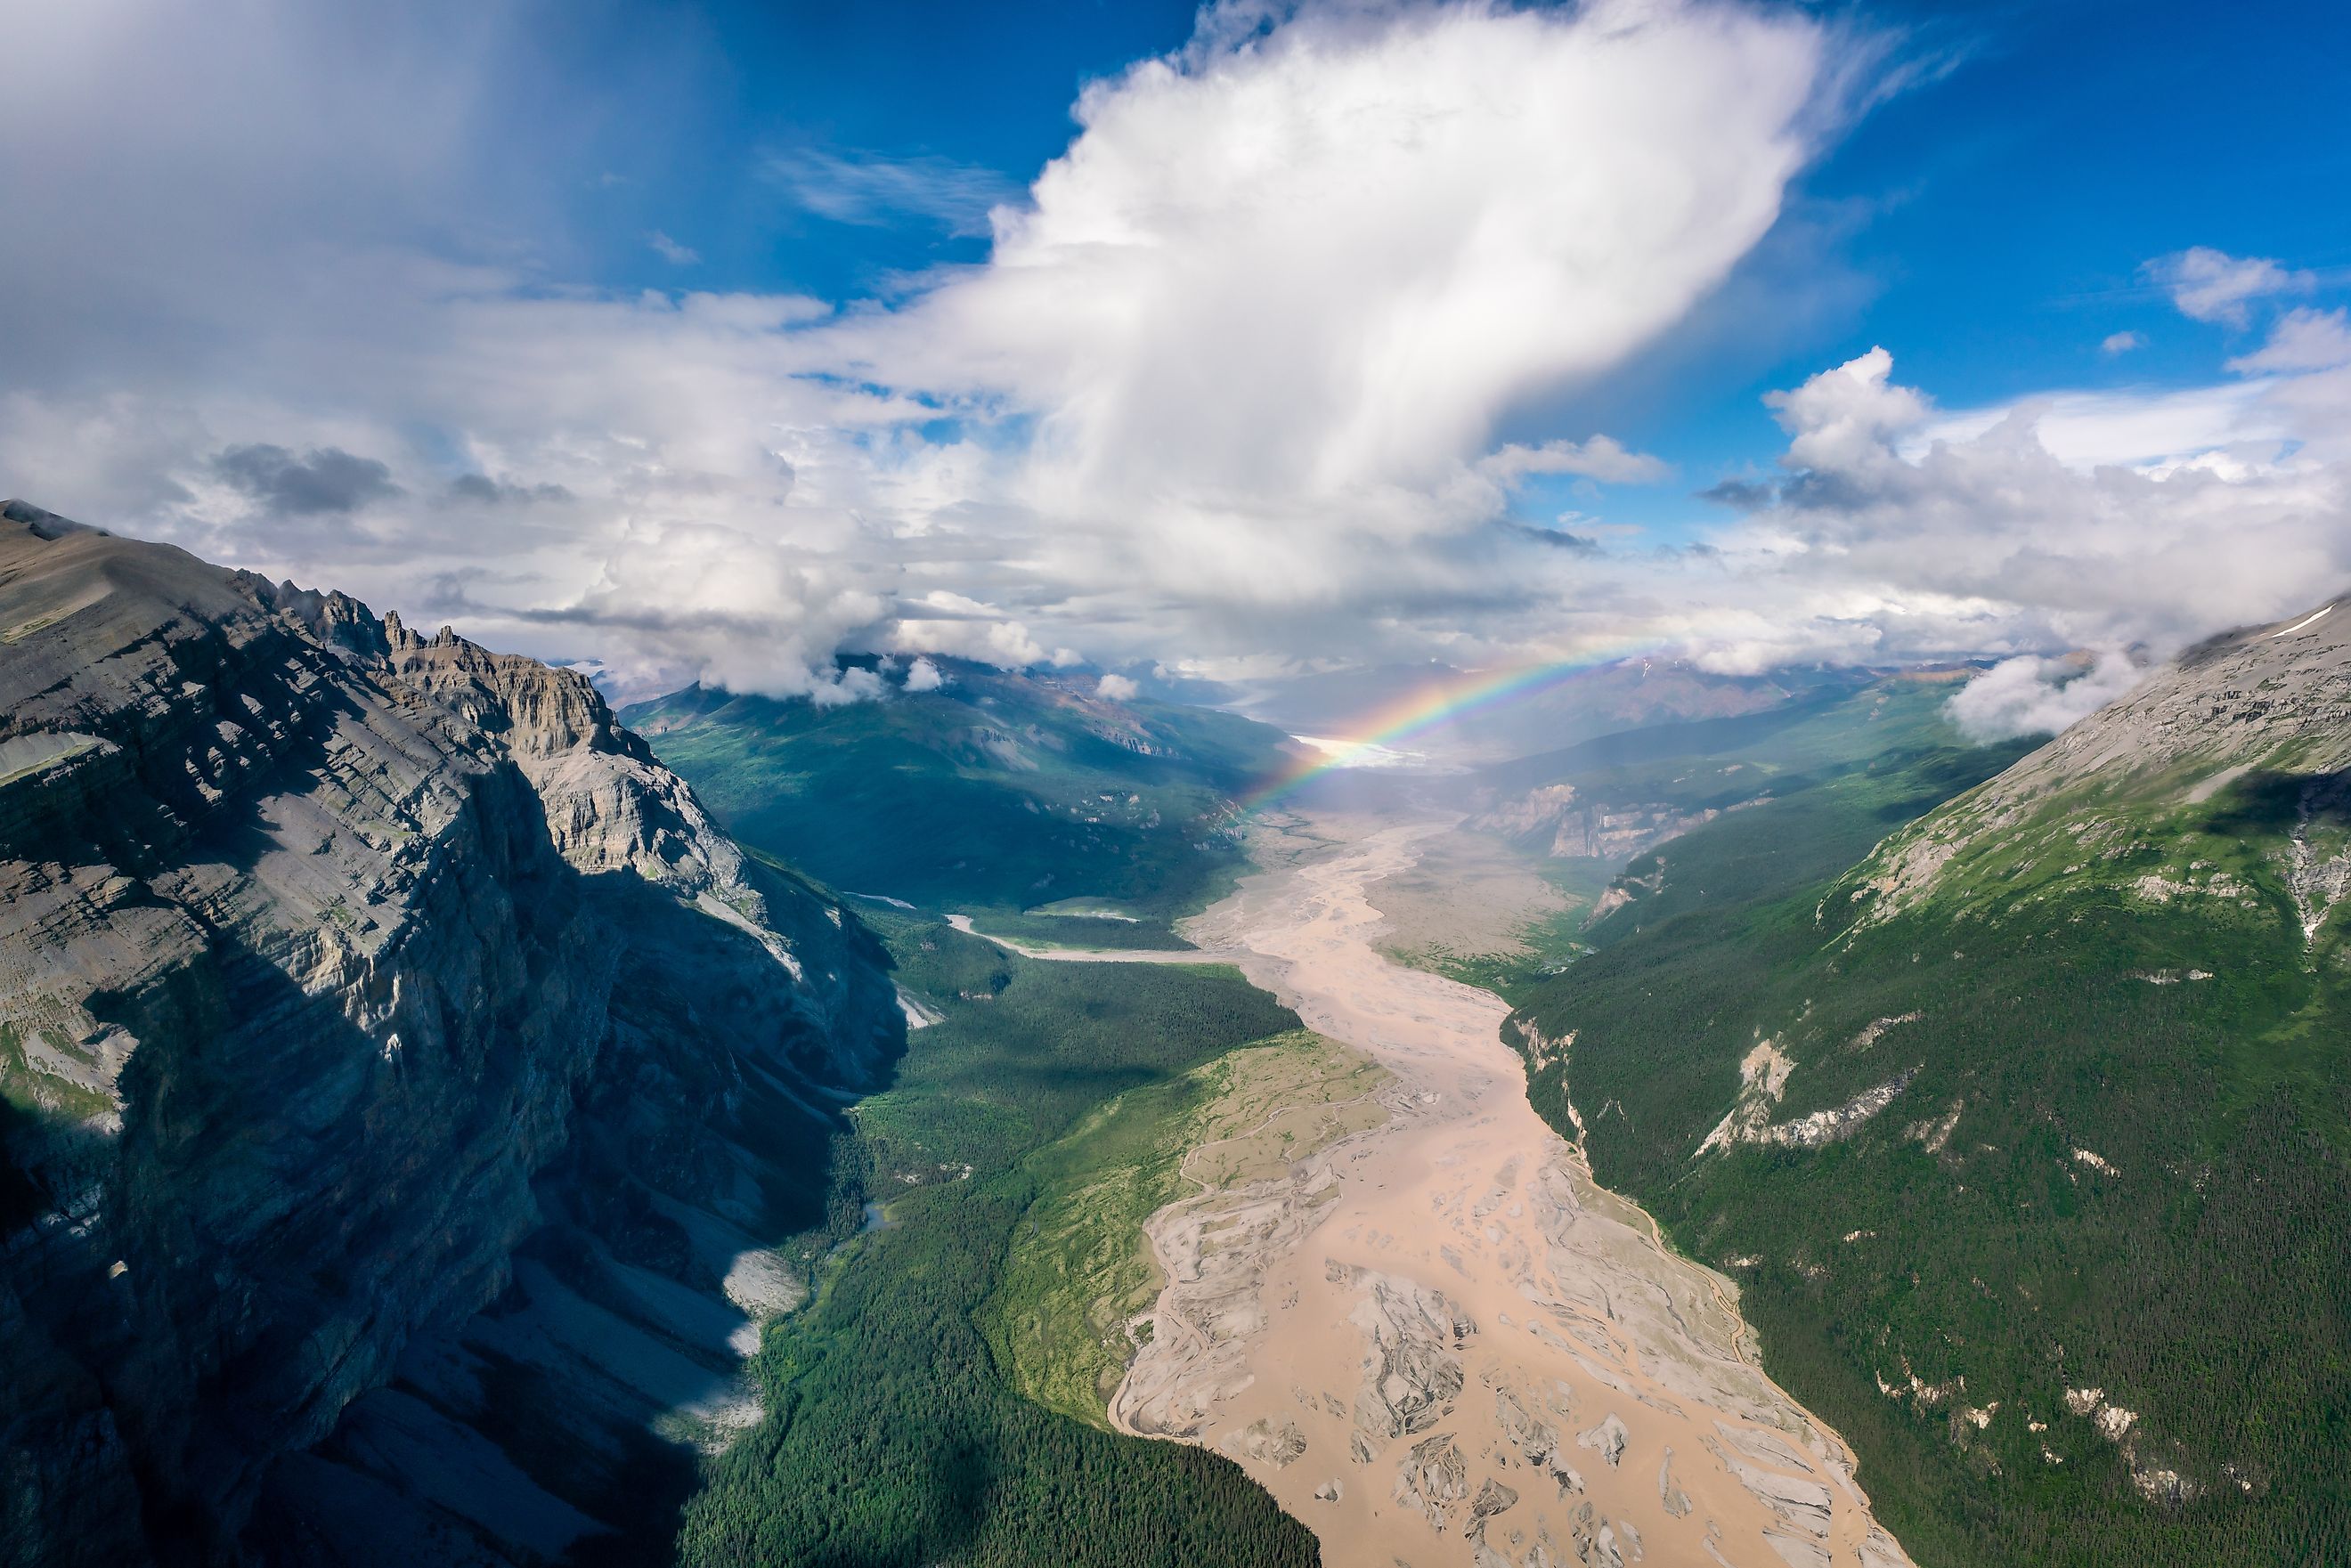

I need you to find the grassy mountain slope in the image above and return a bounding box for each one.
[625,660,1292,942]
[1507,601,2351,1565]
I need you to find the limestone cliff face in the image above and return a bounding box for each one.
[0,503,901,1565]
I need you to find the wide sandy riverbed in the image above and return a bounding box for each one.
[1078,814,1912,1568]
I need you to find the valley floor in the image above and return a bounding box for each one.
[1076,813,1916,1568]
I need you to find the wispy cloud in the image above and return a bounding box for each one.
[2227,307,2351,374]
[212,443,400,516]
[2145,246,2314,327]
[647,230,700,264]
[763,147,1016,236]
[1479,437,1672,486]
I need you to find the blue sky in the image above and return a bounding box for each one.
[573,0,2351,498]
[3,0,2347,721]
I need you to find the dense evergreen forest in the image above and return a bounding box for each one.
[674,914,1316,1567]
[623,664,1289,942]
[1509,743,2351,1566]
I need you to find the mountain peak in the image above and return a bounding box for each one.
[0,499,106,540]
[1836,589,2351,934]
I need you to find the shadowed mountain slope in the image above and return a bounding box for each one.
[0,505,903,1566]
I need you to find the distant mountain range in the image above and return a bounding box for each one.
[622,660,1296,943]
[1459,668,1980,869]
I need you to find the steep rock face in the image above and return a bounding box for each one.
[0,507,900,1565]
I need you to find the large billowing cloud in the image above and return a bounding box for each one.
[793,0,1870,674]
[827,0,1837,501]
[0,0,1869,697]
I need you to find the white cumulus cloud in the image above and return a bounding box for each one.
[1946,652,2145,741]
[2146,246,2314,328]
[0,0,1878,699]
[1766,345,1931,472]
[1687,342,2351,682]
[842,0,1844,507]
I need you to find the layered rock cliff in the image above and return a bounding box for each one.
[0,501,902,1565]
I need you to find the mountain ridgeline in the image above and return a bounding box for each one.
[622,662,1294,944]
[1508,597,2351,1564]
[0,503,905,1565]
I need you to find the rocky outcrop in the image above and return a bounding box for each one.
[0,507,902,1565]
[1695,1039,1921,1158]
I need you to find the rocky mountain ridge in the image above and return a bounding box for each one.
[0,502,901,1565]
[1837,591,2351,937]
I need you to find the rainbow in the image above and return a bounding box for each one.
[1240,646,1663,811]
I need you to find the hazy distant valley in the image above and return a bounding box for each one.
[621,660,1291,949]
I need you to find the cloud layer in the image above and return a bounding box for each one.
[1,0,1869,699]
[1692,331,2350,673]
[2,1,2347,727]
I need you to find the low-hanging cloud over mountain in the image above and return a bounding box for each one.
[1696,315,2351,672]
[1,0,2346,711]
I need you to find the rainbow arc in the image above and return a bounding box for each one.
[1240,650,1663,810]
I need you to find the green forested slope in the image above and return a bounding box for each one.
[675,913,1316,1568]
[1507,616,2351,1565]
[624,661,1290,942]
